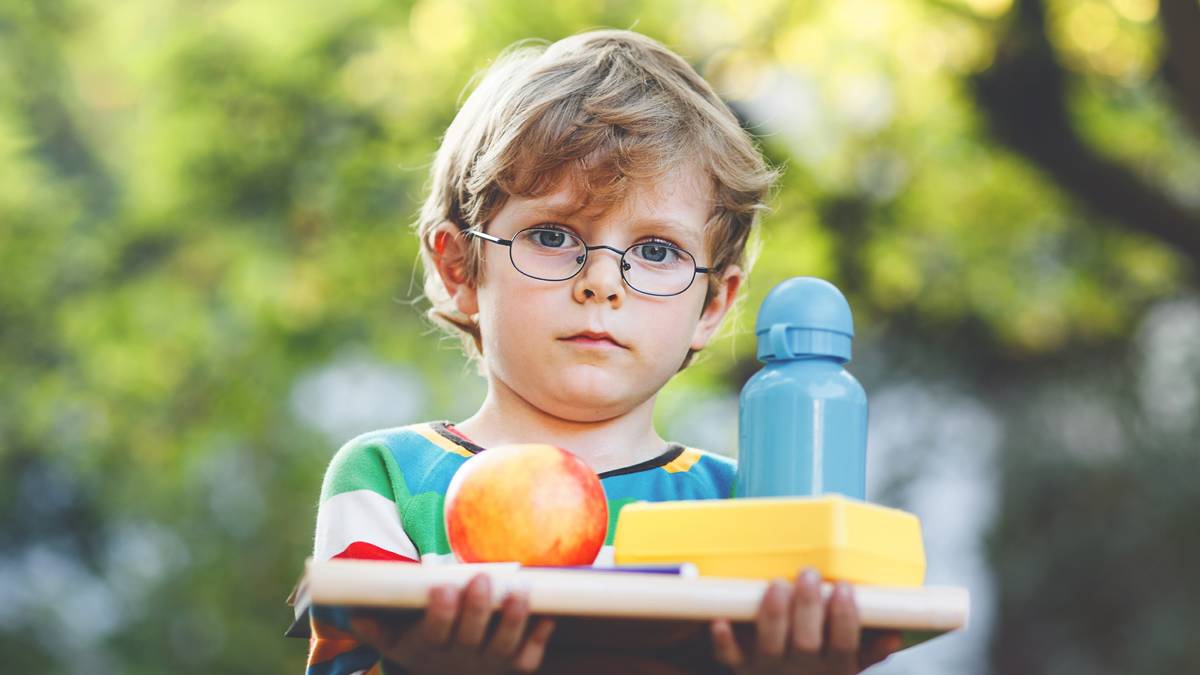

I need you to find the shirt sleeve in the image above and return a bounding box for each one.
[306,435,420,675]
[313,434,421,563]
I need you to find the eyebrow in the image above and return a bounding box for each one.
[523,204,701,245]
[627,218,698,244]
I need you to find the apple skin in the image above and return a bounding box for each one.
[444,443,609,565]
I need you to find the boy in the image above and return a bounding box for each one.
[307,29,902,674]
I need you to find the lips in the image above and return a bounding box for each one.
[560,331,627,348]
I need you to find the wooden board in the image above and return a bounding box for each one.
[291,558,969,660]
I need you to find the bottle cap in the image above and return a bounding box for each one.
[755,277,854,363]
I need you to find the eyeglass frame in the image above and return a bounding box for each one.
[461,226,711,297]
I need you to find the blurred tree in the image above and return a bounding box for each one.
[968,2,1200,673]
[974,0,1200,264]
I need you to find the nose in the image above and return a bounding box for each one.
[571,247,626,308]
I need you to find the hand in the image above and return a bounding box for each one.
[349,573,556,675]
[710,569,904,674]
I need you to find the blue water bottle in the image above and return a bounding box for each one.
[736,277,868,499]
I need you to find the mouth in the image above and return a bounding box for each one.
[559,331,627,349]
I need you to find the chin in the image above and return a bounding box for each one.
[556,403,634,423]
[543,378,641,422]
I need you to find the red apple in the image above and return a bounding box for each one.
[444,443,608,565]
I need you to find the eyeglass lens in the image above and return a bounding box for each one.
[509,228,697,296]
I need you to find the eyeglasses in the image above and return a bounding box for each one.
[463,226,710,297]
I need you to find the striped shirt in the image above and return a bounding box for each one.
[306,421,735,675]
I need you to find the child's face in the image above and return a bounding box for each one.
[452,164,742,422]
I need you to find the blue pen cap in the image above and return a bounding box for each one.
[755,277,854,363]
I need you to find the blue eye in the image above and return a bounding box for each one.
[633,242,678,264]
[533,229,568,248]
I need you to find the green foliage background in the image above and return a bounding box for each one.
[2,0,1197,673]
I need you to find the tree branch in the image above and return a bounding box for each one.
[971,0,1200,270]
[1160,0,1200,141]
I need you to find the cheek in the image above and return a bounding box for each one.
[475,283,555,358]
[625,301,702,363]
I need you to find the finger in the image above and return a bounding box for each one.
[710,619,745,667]
[789,568,824,656]
[482,590,530,659]
[755,579,791,659]
[453,574,493,649]
[861,629,904,668]
[825,582,862,673]
[510,617,556,673]
[419,584,459,646]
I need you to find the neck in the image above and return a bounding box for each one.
[454,377,669,475]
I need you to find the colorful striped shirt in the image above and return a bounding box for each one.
[305,421,736,675]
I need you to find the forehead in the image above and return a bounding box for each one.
[504,164,713,244]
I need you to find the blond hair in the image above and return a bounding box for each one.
[416,29,779,366]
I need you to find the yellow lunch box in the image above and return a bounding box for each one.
[612,495,926,587]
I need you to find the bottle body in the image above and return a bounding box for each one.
[737,357,868,499]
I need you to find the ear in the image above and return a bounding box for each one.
[689,264,744,352]
[430,221,479,317]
